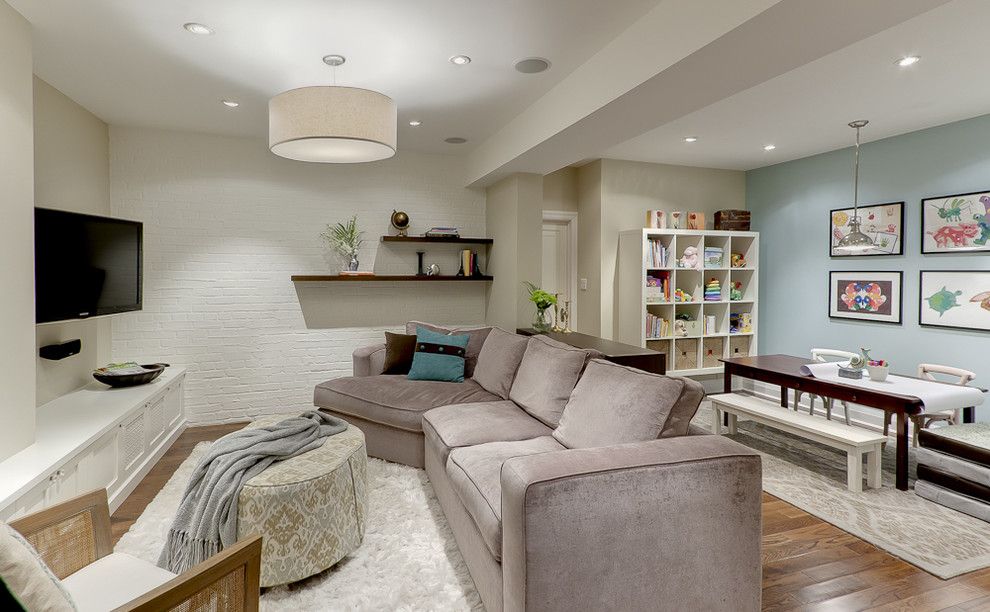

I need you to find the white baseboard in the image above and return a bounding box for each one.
[109,419,187,513]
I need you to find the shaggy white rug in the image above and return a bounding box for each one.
[114,443,483,611]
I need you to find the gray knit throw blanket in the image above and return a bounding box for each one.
[158,411,347,574]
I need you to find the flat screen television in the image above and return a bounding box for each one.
[35,208,143,324]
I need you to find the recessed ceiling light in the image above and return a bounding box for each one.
[684,136,698,143]
[221,99,239,108]
[183,22,213,35]
[444,137,467,144]
[449,55,471,66]
[763,144,776,151]
[896,55,920,67]
[408,120,422,127]
[514,57,551,74]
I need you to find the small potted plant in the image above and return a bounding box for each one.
[524,281,557,332]
[321,216,364,272]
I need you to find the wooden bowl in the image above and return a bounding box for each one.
[93,364,167,388]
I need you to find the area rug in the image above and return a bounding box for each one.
[114,443,483,611]
[693,401,990,579]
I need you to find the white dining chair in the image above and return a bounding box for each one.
[881,364,976,447]
[794,348,857,425]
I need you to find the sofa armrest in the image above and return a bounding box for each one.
[687,422,712,436]
[352,343,386,377]
[500,436,762,612]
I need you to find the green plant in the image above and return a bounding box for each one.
[523,281,557,310]
[321,216,364,257]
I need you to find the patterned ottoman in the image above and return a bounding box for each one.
[236,415,368,587]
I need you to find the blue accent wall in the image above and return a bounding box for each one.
[747,114,990,420]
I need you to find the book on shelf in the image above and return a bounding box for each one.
[646,239,670,268]
[458,249,483,276]
[339,271,375,276]
[645,312,669,339]
[424,227,460,238]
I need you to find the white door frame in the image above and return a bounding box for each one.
[542,210,578,329]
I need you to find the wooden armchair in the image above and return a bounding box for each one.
[9,489,262,612]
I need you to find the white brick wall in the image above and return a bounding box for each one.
[110,127,486,424]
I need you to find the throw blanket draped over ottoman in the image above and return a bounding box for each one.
[237,415,368,587]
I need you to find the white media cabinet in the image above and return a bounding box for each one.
[0,367,186,521]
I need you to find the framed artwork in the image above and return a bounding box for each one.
[829,202,904,256]
[828,271,903,324]
[919,270,990,332]
[921,190,990,254]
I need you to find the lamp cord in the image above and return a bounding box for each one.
[852,124,860,220]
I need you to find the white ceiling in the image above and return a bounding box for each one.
[11,0,659,154]
[604,0,990,171]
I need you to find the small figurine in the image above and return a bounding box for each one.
[679,246,700,269]
[704,277,721,301]
[674,288,693,302]
[730,253,746,268]
[730,281,743,301]
[674,319,688,337]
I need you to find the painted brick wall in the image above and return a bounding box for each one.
[110,127,486,424]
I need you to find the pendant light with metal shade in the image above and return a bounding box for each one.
[268,55,397,163]
[835,119,876,254]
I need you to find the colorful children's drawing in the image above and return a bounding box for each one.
[922,191,990,254]
[829,202,903,256]
[972,291,990,312]
[839,281,890,314]
[829,271,902,324]
[920,271,990,332]
[925,286,962,317]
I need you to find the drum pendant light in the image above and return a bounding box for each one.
[269,55,397,163]
[835,120,876,254]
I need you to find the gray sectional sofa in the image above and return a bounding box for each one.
[315,323,762,612]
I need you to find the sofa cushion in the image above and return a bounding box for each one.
[382,332,417,375]
[314,375,500,432]
[508,335,593,427]
[471,328,529,399]
[553,359,684,449]
[659,376,707,438]
[408,327,470,382]
[0,522,75,612]
[62,552,176,612]
[422,400,553,464]
[405,322,492,378]
[446,437,565,561]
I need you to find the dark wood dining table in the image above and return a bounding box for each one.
[721,354,981,491]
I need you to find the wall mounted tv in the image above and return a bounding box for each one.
[35,208,143,324]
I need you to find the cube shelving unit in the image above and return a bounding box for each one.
[617,228,759,377]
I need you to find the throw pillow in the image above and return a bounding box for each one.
[407,327,471,383]
[508,335,594,427]
[382,332,417,374]
[553,359,684,449]
[472,328,530,399]
[404,322,492,377]
[0,522,76,612]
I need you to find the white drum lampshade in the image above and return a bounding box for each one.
[268,86,397,163]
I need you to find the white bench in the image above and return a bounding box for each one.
[709,393,886,493]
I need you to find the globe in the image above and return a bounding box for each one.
[391,210,410,236]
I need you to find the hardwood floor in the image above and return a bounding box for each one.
[111,424,990,611]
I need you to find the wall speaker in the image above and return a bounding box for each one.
[39,339,82,361]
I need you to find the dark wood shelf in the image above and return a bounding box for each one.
[381,235,493,245]
[291,274,493,282]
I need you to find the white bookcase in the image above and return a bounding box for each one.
[617,229,759,376]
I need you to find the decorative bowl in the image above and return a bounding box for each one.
[93,364,167,388]
[867,365,889,383]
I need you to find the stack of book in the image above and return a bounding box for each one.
[645,272,671,303]
[647,239,670,268]
[458,249,481,276]
[645,313,669,339]
[425,227,460,238]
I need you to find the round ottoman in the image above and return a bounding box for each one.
[236,415,368,587]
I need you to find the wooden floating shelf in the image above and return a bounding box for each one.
[381,235,494,245]
[291,275,493,282]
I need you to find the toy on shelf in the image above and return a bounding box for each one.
[730,252,746,268]
[674,320,688,337]
[729,312,752,334]
[704,277,721,301]
[678,246,700,270]
[673,288,694,303]
[730,281,743,301]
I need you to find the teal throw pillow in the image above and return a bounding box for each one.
[407,327,470,383]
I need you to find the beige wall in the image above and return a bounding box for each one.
[542,166,578,212]
[33,77,112,405]
[577,158,745,339]
[0,1,37,460]
[486,173,543,330]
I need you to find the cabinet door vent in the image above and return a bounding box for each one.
[121,413,146,470]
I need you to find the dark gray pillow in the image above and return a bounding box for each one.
[472,327,529,399]
[509,335,592,427]
[404,321,492,377]
[553,359,684,449]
